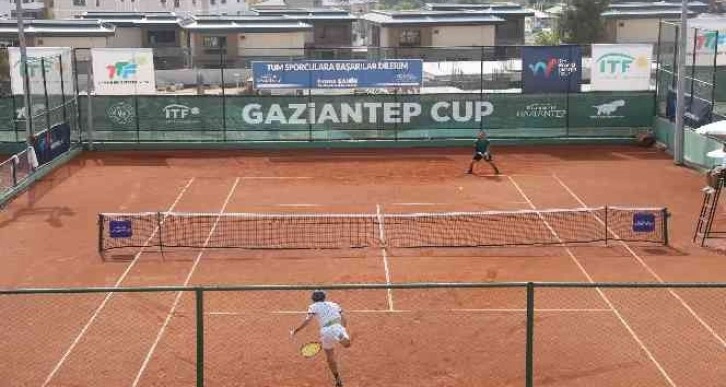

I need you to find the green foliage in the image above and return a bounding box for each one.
[560,0,610,44]
[534,30,561,46]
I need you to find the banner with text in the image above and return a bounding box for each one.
[8,47,74,96]
[252,60,423,89]
[87,93,653,138]
[591,44,652,91]
[91,48,156,95]
[521,46,582,94]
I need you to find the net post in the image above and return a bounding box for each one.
[604,206,609,246]
[98,214,105,261]
[157,212,165,261]
[195,288,204,387]
[525,282,534,387]
[662,208,669,246]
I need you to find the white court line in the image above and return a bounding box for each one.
[275,203,322,207]
[132,177,240,387]
[553,174,726,348]
[206,308,613,316]
[376,204,395,311]
[507,176,676,387]
[240,176,313,180]
[42,178,196,387]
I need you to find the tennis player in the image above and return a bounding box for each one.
[291,290,351,387]
[467,130,500,175]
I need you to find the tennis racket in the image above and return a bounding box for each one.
[300,341,322,358]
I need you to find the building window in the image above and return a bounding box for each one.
[72,0,86,5]
[202,36,226,48]
[96,0,100,6]
[210,0,215,4]
[149,30,177,45]
[174,0,180,7]
[399,29,421,47]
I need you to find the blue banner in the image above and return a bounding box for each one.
[109,220,133,238]
[522,46,582,94]
[632,213,656,233]
[31,122,71,166]
[252,60,423,89]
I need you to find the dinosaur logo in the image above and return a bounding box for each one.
[593,100,626,116]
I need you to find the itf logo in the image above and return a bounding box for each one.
[163,104,200,120]
[106,61,138,79]
[596,53,648,74]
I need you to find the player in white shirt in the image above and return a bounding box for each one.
[291,290,351,387]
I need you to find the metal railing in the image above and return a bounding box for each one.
[0,281,723,386]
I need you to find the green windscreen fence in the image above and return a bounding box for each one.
[0,92,655,143]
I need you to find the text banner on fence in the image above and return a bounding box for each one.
[91,93,654,135]
[521,46,582,94]
[92,48,156,95]
[8,47,74,96]
[591,44,652,91]
[251,60,423,89]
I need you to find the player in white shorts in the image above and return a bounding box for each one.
[291,290,351,387]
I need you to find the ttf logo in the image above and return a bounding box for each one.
[695,31,726,51]
[163,104,200,120]
[596,53,648,74]
[106,61,138,79]
[528,58,558,77]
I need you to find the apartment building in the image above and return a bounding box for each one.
[49,0,248,19]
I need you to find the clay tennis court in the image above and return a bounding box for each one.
[0,145,724,386]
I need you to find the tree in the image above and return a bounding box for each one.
[560,0,610,44]
[534,30,561,46]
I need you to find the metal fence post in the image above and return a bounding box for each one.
[196,288,204,387]
[526,282,534,387]
[220,50,227,142]
[58,54,68,123]
[41,57,51,132]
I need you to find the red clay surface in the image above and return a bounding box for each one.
[0,145,724,386]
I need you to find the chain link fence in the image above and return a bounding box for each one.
[0,282,723,386]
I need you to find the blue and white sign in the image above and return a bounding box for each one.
[252,60,423,89]
[632,213,656,233]
[522,46,582,94]
[109,220,133,238]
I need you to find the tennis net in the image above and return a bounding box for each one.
[98,207,669,252]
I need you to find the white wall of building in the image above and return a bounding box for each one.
[50,0,248,19]
[34,36,109,49]
[615,18,664,44]
[431,25,496,47]
[237,32,305,57]
[106,27,143,48]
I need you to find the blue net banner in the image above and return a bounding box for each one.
[633,213,656,233]
[252,60,423,89]
[109,220,133,238]
[522,46,582,94]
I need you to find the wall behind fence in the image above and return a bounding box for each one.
[59,92,655,143]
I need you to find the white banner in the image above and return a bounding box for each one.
[686,24,726,66]
[91,48,156,95]
[8,47,74,96]
[590,44,652,91]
